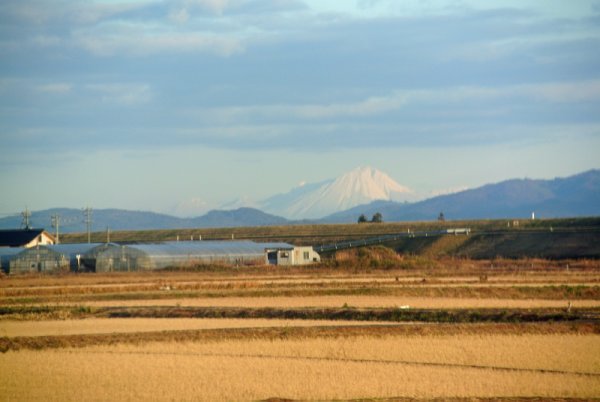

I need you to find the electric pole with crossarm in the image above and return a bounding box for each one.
[83,207,93,243]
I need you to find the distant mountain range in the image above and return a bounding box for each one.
[325,169,600,222]
[1,169,598,233]
[0,207,288,233]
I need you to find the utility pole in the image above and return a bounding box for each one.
[21,207,31,229]
[83,207,93,243]
[51,214,60,244]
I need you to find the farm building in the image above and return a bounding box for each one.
[8,243,103,274]
[0,229,55,248]
[0,247,24,274]
[87,241,320,272]
[267,245,321,266]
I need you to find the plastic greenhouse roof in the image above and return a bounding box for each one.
[0,247,25,257]
[121,241,295,257]
[46,243,105,256]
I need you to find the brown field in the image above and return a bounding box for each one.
[0,318,400,337]
[2,266,599,306]
[1,334,599,401]
[1,261,599,401]
[71,295,600,309]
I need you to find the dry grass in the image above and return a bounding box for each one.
[2,258,598,289]
[3,269,598,306]
[2,322,597,353]
[1,334,598,401]
[75,295,600,309]
[3,279,599,305]
[0,318,397,338]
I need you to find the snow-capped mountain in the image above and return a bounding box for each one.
[260,166,415,219]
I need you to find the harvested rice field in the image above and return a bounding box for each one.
[1,262,599,401]
[75,295,600,309]
[0,317,399,337]
[2,334,599,401]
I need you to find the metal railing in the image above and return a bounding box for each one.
[313,229,470,253]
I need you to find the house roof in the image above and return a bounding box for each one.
[0,229,52,247]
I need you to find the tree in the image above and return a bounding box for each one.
[371,212,383,223]
[438,212,445,222]
[357,214,368,223]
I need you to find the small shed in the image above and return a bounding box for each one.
[264,244,320,266]
[291,246,321,265]
[8,243,102,274]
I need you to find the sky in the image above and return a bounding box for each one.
[1,0,599,217]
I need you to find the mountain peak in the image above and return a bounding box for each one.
[335,166,413,200]
[261,166,414,219]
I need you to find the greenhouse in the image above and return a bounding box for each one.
[0,247,24,274]
[89,241,298,272]
[9,243,103,274]
[79,243,119,272]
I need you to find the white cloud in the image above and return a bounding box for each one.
[77,31,243,56]
[190,92,409,123]
[293,93,408,118]
[32,35,62,47]
[168,7,190,23]
[36,83,73,93]
[85,83,153,105]
[522,81,600,103]
[188,80,600,123]
[3,1,151,25]
[192,0,231,14]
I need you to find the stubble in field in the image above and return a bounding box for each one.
[1,334,598,401]
[0,317,396,337]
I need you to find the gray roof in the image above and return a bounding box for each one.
[46,243,105,257]
[0,247,26,257]
[122,241,294,257]
[259,242,295,250]
[11,243,104,258]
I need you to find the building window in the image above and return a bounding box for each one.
[280,251,289,258]
[303,251,310,260]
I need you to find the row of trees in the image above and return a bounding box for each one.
[358,211,445,223]
[357,212,383,223]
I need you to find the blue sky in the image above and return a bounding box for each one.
[1,0,599,217]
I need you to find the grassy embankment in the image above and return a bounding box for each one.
[59,217,600,259]
[59,217,600,242]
